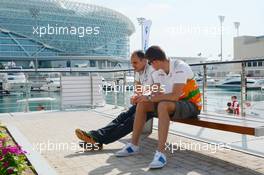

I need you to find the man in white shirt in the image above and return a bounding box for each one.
[75,50,156,150]
[116,46,201,169]
[134,56,154,86]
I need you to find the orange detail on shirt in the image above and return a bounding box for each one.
[179,79,202,111]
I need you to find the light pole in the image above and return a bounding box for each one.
[137,17,153,134]
[218,15,225,61]
[234,22,240,37]
[137,17,146,50]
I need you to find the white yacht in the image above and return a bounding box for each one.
[39,73,61,92]
[40,77,60,92]
[216,74,262,90]
[30,75,46,90]
[2,66,30,93]
[195,75,216,87]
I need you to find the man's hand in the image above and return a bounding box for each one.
[130,95,141,105]
[130,95,136,105]
[134,95,149,103]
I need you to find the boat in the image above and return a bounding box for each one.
[30,75,47,90]
[102,75,135,91]
[215,73,262,90]
[102,77,113,91]
[0,73,5,94]
[31,73,61,90]
[2,66,31,93]
[195,74,216,87]
[40,78,60,92]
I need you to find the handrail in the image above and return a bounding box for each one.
[190,58,264,66]
[0,58,263,72]
[1,59,263,116]
[0,68,134,73]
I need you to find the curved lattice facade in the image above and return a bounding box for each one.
[0,0,135,68]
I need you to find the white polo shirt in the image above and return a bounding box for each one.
[134,64,155,85]
[152,59,194,93]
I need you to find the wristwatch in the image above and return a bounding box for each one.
[147,95,152,101]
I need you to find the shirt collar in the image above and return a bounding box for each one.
[139,64,148,76]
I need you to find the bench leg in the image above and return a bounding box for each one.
[142,118,153,135]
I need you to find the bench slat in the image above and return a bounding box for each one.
[198,115,264,128]
[172,118,256,135]
[200,112,264,124]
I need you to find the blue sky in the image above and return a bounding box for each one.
[78,0,264,59]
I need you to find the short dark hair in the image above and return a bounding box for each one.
[145,46,166,63]
[131,50,145,60]
[232,96,237,99]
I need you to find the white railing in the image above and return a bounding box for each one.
[1,59,264,157]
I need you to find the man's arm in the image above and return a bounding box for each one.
[130,81,141,105]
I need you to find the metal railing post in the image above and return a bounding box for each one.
[113,72,118,109]
[241,62,247,117]
[59,73,62,111]
[202,65,207,112]
[123,71,128,110]
[90,72,94,109]
[25,73,29,112]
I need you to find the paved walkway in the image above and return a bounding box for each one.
[1,105,264,175]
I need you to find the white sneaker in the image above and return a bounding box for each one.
[115,143,139,157]
[149,151,167,169]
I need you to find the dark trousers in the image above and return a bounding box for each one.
[89,105,155,144]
